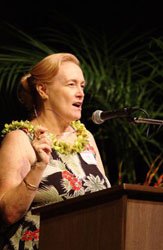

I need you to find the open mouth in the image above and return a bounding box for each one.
[72,102,82,109]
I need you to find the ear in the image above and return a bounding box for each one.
[36,83,48,100]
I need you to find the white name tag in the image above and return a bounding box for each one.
[80,151,97,165]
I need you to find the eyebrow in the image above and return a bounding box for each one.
[66,79,86,85]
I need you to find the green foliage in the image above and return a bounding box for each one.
[0,19,163,185]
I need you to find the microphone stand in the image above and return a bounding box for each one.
[133,117,163,126]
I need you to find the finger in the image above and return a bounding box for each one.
[34,126,48,139]
[34,144,52,162]
[38,148,52,163]
[35,135,53,147]
[33,140,52,153]
[38,147,52,155]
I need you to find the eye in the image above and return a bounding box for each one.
[68,82,75,87]
[81,83,85,89]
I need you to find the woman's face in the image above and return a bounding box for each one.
[46,61,85,122]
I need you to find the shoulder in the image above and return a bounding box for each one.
[1,129,30,145]
[85,129,98,153]
[86,130,96,143]
[0,123,36,172]
[0,120,35,156]
[0,129,33,189]
[1,120,34,144]
[0,129,33,160]
[85,129,106,174]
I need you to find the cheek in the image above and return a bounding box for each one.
[48,87,73,105]
[59,90,73,102]
[51,93,71,107]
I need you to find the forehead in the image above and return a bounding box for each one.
[57,61,83,78]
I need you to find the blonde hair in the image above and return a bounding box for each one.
[19,53,80,110]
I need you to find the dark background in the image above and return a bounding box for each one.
[0,0,163,185]
[0,0,163,37]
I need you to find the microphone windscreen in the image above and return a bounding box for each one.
[92,110,103,124]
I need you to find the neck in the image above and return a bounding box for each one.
[31,108,74,136]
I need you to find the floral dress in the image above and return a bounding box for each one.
[0,128,111,250]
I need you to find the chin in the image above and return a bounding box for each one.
[69,114,81,122]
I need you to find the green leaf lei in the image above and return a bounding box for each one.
[1,120,89,155]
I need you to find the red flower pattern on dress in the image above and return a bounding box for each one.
[71,177,82,190]
[62,171,82,191]
[22,229,39,241]
[85,144,96,156]
[33,229,39,240]
[22,128,31,134]
[62,171,73,179]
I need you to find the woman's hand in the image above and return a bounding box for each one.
[32,126,53,166]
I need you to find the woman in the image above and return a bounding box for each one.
[0,53,111,249]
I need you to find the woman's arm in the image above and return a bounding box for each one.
[0,128,52,224]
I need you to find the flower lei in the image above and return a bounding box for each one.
[1,120,89,155]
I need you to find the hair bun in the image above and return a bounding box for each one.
[21,73,31,92]
[17,73,34,110]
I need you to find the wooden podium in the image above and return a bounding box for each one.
[32,184,163,250]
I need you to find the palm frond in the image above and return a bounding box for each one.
[0,20,163,185]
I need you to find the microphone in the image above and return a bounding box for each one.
[92,107,138,124]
